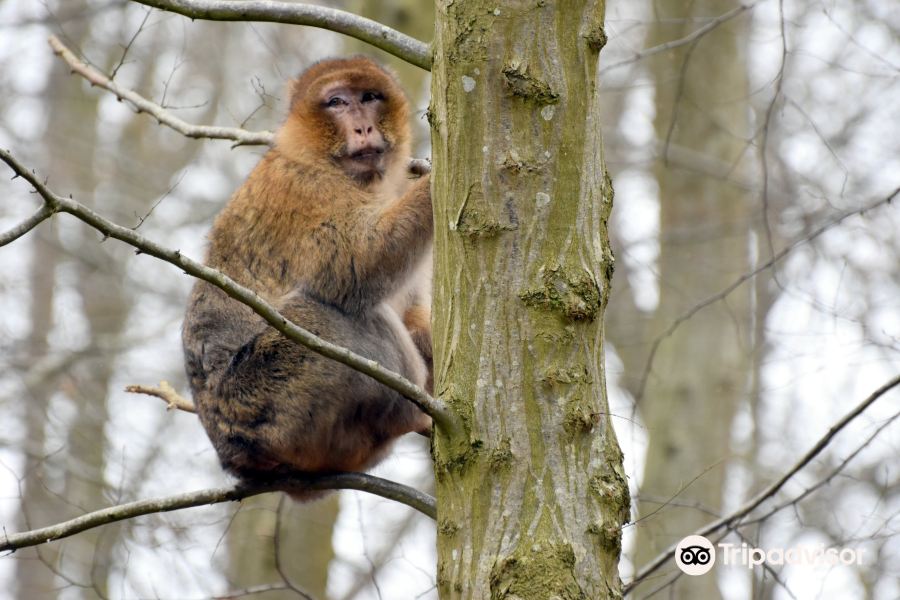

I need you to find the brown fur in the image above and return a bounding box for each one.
[182,57,432,497]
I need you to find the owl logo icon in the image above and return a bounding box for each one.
[675,535,716,575]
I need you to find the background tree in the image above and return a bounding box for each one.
[600,0,900,597]
[610,2,753,598]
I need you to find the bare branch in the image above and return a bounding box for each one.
[730,374,900,522]
[600,3,756,74]
[125,381,195,413]
[0,472,437,553]
[0,0,126,29]
[624,373,900,594]
[0,204,57,247]
[739,407,900,528]
[634,186,900,403]
[0,148,462,437]
[129,0,432,70]
[48,35,273,146]
[110,6,152,79]
[626,461,723,527]
[758,0,789,261]
[49,34,433,175]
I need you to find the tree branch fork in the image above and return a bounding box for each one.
[130,0,432,70]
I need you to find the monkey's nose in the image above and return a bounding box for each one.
[354,125,374,139]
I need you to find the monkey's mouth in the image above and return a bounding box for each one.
[348,146,386,161]
[338,144,390,183]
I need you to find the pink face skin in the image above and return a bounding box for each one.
[322,85,390,182]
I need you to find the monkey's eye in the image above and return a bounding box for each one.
[361,91,384,103]
[326,96,346,108]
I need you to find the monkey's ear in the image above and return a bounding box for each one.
[286,79,303,112]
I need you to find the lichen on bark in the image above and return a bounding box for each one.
[502,60,560,104]
[519,264,602,322]
[489,540,583,600]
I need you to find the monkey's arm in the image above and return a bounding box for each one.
[320,176,432,312]
[403,304,433,393]
[369,174,433,273]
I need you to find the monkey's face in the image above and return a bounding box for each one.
[280,57,411,186]
[321,85,390,183]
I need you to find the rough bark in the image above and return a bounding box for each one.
[430,1,626,598]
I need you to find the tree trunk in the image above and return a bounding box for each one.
[17,169,62,600]
[631,2,752,597]
[15,5,101,596]
[430,2,627,598]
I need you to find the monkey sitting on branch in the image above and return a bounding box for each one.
[182,57,433,496]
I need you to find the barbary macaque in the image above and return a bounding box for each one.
[182,57,432,492]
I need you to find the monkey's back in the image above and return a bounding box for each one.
[182,151,428,479]
[184,286,423,476]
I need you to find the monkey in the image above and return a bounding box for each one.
[181,57,433,496]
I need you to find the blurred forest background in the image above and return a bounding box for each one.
[0,0,897,599]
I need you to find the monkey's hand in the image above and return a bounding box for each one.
[408,158,431,178]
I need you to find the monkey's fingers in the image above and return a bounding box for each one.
[408,158,431,177]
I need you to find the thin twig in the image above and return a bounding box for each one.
[758,0,789,263]
[0,472,437,553]
[733,530,798,600]
[626,460,723,527]
[601,3,756,74]
[0,204,57,247]
[125,381,196,412]
[634,186,900,403]
[0,148,461,437]
[0,0,126,29]
[48,35,273,147]
[110,7,151,79]
[624,373,900,594]
[129,0,432,70]
[49,34,434,176]
[740,407,900,527]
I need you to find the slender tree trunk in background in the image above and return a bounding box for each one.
[226,495,339,599]
[62,19,185,587]
[15,4,94,597]
[431,1,627,597]
[17,173,62,600]
[67,249,125,600]
[631,1,752,597]
[63,66,118,600]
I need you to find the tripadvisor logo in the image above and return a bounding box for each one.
[675,535,716,576]
[674,535,866,575]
